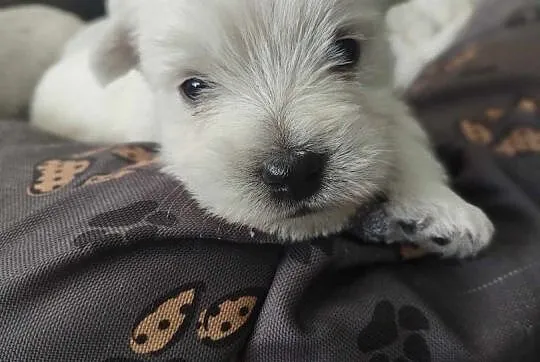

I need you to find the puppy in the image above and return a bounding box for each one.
[31,0,494,257]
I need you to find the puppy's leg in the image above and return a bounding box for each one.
[377,105,494,258]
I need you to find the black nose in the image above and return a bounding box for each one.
[262,150,326,201]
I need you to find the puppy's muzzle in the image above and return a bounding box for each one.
[261,150,326,202]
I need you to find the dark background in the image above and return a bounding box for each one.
[0,0,104,19]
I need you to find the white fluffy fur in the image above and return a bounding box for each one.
[30,0,493,257]
[387,0,483,90]
[0,5,82,119]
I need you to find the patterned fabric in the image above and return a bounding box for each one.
[1,0,540,361]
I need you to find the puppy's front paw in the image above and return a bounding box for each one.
[384,197,494,258]
[357,195,494,259]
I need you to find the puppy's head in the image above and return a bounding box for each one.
[98,0,398,241]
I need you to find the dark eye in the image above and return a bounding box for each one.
[179,78,209,102]
[333,38,361,69]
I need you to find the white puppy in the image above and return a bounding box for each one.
[31,0,494,257]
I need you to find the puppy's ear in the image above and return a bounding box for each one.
[90,0,139,85]
[90,22,139,85]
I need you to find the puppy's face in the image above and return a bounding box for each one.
[136,0,396,240]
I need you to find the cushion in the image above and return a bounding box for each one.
[1,1,540,361]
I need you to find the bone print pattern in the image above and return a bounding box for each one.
[27,144,158,195]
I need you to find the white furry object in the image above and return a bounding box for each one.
[0,5,82,119]
[31,0,494,257]
[387,0,483,90]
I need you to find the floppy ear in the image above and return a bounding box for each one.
[90,0,139,85]
[90,22,138,85]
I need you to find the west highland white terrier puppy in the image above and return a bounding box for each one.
[31,0,494,257]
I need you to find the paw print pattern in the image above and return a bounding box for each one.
[28,158,91,196]
[459,97,540,157]
[197,289,263,347]
[73,201,178,250]
[409,40,497,94]
[495,128,540,157]
[130,284,200,355]
[358,301,431,362]
[460,120,493,146]
[505,4,540,29]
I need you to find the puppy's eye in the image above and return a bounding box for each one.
[333,38,361,68]
[179,78,209,102]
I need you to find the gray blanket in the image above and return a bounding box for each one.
[1,1,540,361]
